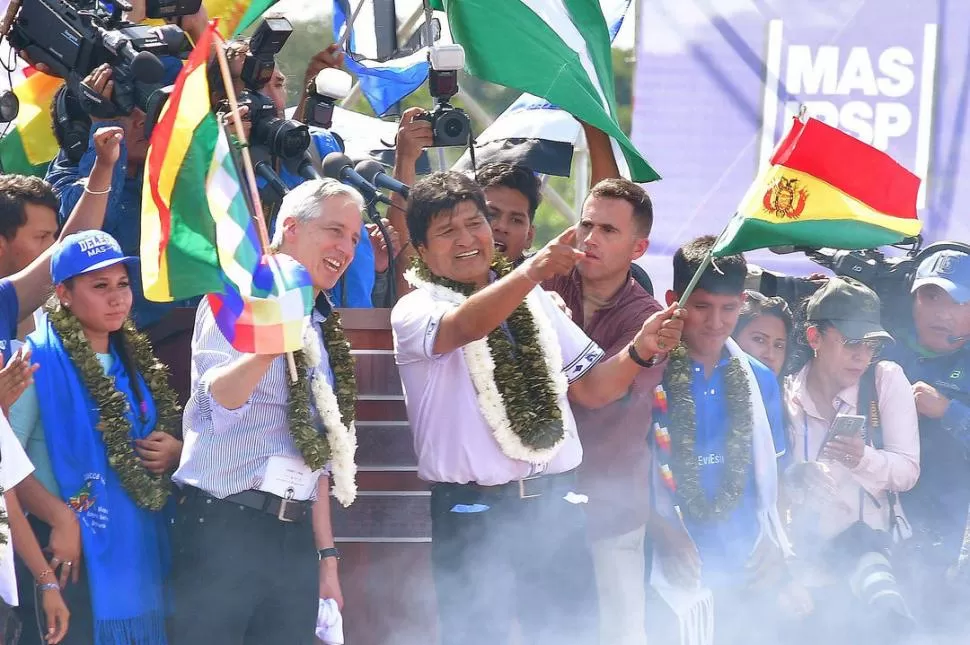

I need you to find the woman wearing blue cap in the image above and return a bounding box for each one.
[9,230,182,645]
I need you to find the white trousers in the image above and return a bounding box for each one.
[591,525,648,645]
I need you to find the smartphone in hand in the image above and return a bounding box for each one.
[816,414,866,459]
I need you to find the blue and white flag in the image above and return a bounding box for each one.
[453,0,633,177]
[333,0,430,116]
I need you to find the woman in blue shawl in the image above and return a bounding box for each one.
[9,230,182,645]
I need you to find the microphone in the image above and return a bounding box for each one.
[355,159,410,200]
[284,151,324,182]
[253,160,289,199]
[321,152,392,206]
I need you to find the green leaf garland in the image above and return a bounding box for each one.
[286,313,357,471]
[49,305,182,512]
[664,343,754,520]
[411,256,565,451]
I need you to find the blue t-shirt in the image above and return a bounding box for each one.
[0,279,18,364]
[680,353,786,589]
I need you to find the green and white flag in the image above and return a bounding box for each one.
[432,0,659,182]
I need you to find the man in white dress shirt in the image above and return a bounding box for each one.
[170,179,364,645]
[392,171,685,645]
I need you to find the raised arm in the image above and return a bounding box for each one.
[11,127,123,318]
[432,229,585,355]
[568,302,684,409]
[391,109,434,298]
[582,121,621,186]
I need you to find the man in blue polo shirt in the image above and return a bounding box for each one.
[650,235,791,644]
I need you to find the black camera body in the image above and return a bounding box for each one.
[417,101,471,148]
[145,0,202,19]
[7,0,187,116]
[418,66,471,148]
[233,90,310,162]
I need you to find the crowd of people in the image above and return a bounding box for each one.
[0,5,968,645]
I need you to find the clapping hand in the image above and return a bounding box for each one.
[0,346,38,415]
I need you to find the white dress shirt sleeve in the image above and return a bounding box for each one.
[391,291,454,364]
[533,288,604,383]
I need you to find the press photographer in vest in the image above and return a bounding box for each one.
[391,171,684,645]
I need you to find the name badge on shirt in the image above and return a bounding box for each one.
[258,456,316,501]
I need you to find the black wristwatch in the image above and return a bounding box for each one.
[628,343,665,368]
[317,547,341,562]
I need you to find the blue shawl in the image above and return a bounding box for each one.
[29,317,170,645]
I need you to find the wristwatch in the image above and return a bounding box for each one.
[628,343,666,368]
[317,547,341,562]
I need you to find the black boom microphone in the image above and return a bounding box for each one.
[321,153,392,206]
[354,159,410,200]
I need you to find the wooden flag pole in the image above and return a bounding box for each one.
[212,27,300,383]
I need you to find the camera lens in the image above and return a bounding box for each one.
[443,115,465,139]
[262,119,310,160]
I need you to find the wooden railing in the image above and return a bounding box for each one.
[333,309,437,645]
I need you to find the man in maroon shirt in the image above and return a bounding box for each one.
[545,178,662,645]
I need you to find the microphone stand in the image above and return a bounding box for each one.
[364,197,396,307]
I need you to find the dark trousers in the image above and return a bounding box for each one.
[168,488,318,645]
[143,308,196,409]
[429,475,599,645]
[15,516,94,645]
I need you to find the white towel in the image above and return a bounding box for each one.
[315,598,344,645]
[649,339,793,645]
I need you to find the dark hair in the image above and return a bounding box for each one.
[475,163,541,221]
[587,178,654,236]
[736,290,795,338]
[672,234,747,296]
[407,172,489,247]
[111,330,146,414]
[59,277,146,411]
[0,175,59,242]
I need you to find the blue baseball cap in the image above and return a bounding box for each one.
[51,230,139,285]
[912,250,970,304]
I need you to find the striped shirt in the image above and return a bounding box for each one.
[173,298,334,501]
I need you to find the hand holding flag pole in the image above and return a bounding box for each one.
[211,24,300,384]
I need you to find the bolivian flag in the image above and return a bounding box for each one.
[713,117,922,256]
[0,65,61,177]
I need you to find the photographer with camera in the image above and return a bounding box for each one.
[879,248,970,633]
[783,277,920,645]
[217,31,392,308]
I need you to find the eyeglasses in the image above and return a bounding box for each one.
[838,337,885,355]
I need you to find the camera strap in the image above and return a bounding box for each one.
[858,361,901,538]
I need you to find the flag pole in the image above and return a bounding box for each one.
[212,27,300,384]
[675,252,712,306]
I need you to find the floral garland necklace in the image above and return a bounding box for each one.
[404,256,569,463]
[286,310,358,507]
[49,304,182,512]
[663,343,754,521]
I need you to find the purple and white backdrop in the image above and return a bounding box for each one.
[632,0,970,293]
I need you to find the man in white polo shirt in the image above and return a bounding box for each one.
[392,171,685,645]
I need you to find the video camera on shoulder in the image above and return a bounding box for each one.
[4,0,192,117]
[418,44,472,148]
